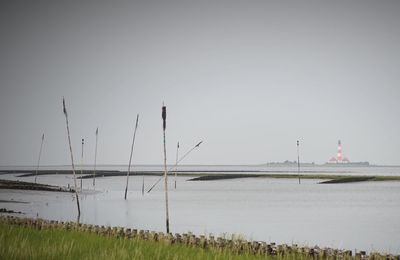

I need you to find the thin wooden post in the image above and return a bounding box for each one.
[162,104,169,233]
[124,114,139,200]
[142,175,145,196]
[93,128,98,187]
[174,142,179,189]
[297,140,301,184]
[80,138,84,191]
[34,133,45,184]
[62,97,81,218]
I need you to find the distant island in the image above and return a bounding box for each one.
[262,160,370,167]
[323,161,370,167]
[262,160,316,167]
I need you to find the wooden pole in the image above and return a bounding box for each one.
[297,140,301,184]
[80,138,84,191]
[124,114,139,200]
[62,97,81,218]
[141,175,145,196]
[34,133,45,184]
[174,142,179,189]
[93,128,98,187]
[162,104,170,233]
[147,141,203,193]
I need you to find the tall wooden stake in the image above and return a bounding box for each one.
[297,140,301,184]
[34,133,45,184]
[93,128,98,187]
[80,138,84,191]
[62,97,81,218]
[124,114,139,200]
[174,142,179,189]
[162,104,170,233]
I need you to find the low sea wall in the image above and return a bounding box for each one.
[1,215,398,259]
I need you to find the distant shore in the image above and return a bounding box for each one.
[1,163,400,170]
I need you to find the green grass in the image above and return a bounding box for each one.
[0,222,306,260]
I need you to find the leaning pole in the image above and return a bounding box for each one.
[62,97,81,219]
[147,140,203,193]
[124,114,139,200]
[34,133,45,184]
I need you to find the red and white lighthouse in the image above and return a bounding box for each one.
[337,140,342,163]
[328,140,350,164]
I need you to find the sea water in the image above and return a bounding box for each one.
[0,167,399,254]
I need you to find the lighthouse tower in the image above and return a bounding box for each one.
[327,140,350,164]
[337,140,342,163]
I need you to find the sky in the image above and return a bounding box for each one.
[0,1,400,166]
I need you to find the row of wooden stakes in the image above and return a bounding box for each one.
[1,216,398,260]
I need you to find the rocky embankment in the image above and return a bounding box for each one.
[1,216,398,259]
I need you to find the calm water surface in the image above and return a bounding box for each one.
[1,169,399,254]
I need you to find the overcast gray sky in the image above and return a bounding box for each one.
[1,1,400,166]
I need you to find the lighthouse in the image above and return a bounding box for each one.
[337,140,342,163]
[328,140,350,164]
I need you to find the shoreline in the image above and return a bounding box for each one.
[0,179,74,193]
